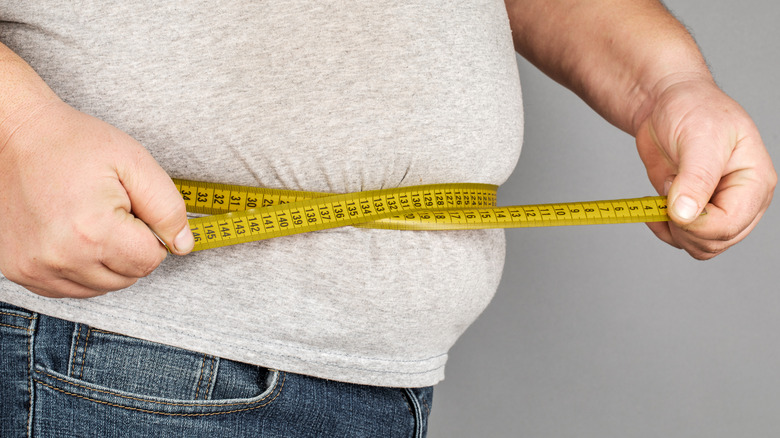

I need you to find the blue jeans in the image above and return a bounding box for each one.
[0,302,433,437]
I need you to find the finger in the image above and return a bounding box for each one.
[61,265,140,295]
[23,275,130,299]
[116,145,193,255]
[673,165,770,237]
[645,221,682,249]
[100,209,169,278]
[34,245,144,295]
[662,198,765,260]
[666,140,727,226]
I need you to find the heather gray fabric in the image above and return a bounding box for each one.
[0,1,523,387]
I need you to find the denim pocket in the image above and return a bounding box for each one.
[0,303,37,437]
[0,302,35,332]
[32,322,284,417]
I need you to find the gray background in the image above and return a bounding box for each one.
[431,1,779,437]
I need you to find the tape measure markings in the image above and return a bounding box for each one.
[171,178,667,252]
[359,198,667,231]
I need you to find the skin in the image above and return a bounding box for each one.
[0,46,194,298]
[0,1,776,299]
[505,0,776,259]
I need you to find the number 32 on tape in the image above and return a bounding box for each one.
[171,178,669,252]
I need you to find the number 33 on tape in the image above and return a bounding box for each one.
[172,178,669,252]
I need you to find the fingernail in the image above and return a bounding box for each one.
[672,195,699,221]
[173,227,194,253]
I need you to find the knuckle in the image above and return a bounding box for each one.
[689,220,744,243]
[42,243,82,278]
[6,257,39,284]
[120,277,139,289]
[716,223,743,242]
[69,218,102,247]
[93,276,138,294]
[683,165,720,196]
[157,203,188,236]
[134,191,187,232]
[687,242,728,260]
[135,253,164,278]
[1,246,67,288]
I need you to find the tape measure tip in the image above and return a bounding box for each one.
[151,230,173,254]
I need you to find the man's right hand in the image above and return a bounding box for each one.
[0,100,193,298]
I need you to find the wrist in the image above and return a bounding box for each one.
[628,67,714,136]
[0,43,61,153]
[0,98,61,156]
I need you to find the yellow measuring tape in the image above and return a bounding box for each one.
[172,178,669,252]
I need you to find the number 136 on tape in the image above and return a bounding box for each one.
[171,178,670,252]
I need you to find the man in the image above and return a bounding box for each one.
[1,1,774,436]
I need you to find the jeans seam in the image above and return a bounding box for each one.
[33,368,283,408]
[32,371,287,417]
[26,313,38,438]
[0,310,35,319]
[69,324,83,378]
[90,328,117,335]
[79,328,93,379]
[421,394,431,417]
[194,355,208,400]
[0,322,31,331]
[402,390,414,417]
[403,388,424,438]
[194,355,218,400]
[204,357,218,400]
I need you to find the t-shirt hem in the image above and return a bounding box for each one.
[0,293,447,388]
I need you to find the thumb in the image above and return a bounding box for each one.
[117,147,193,255]
[666,139,727,225]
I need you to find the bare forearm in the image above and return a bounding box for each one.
[0,42,59,145]
[505,0,710,134]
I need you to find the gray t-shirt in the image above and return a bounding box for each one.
[0,0,523,387]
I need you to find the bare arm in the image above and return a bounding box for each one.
[0,42,60,145]
[505,0,776,259]
[0,42,193,298]
[505,0,705,133]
